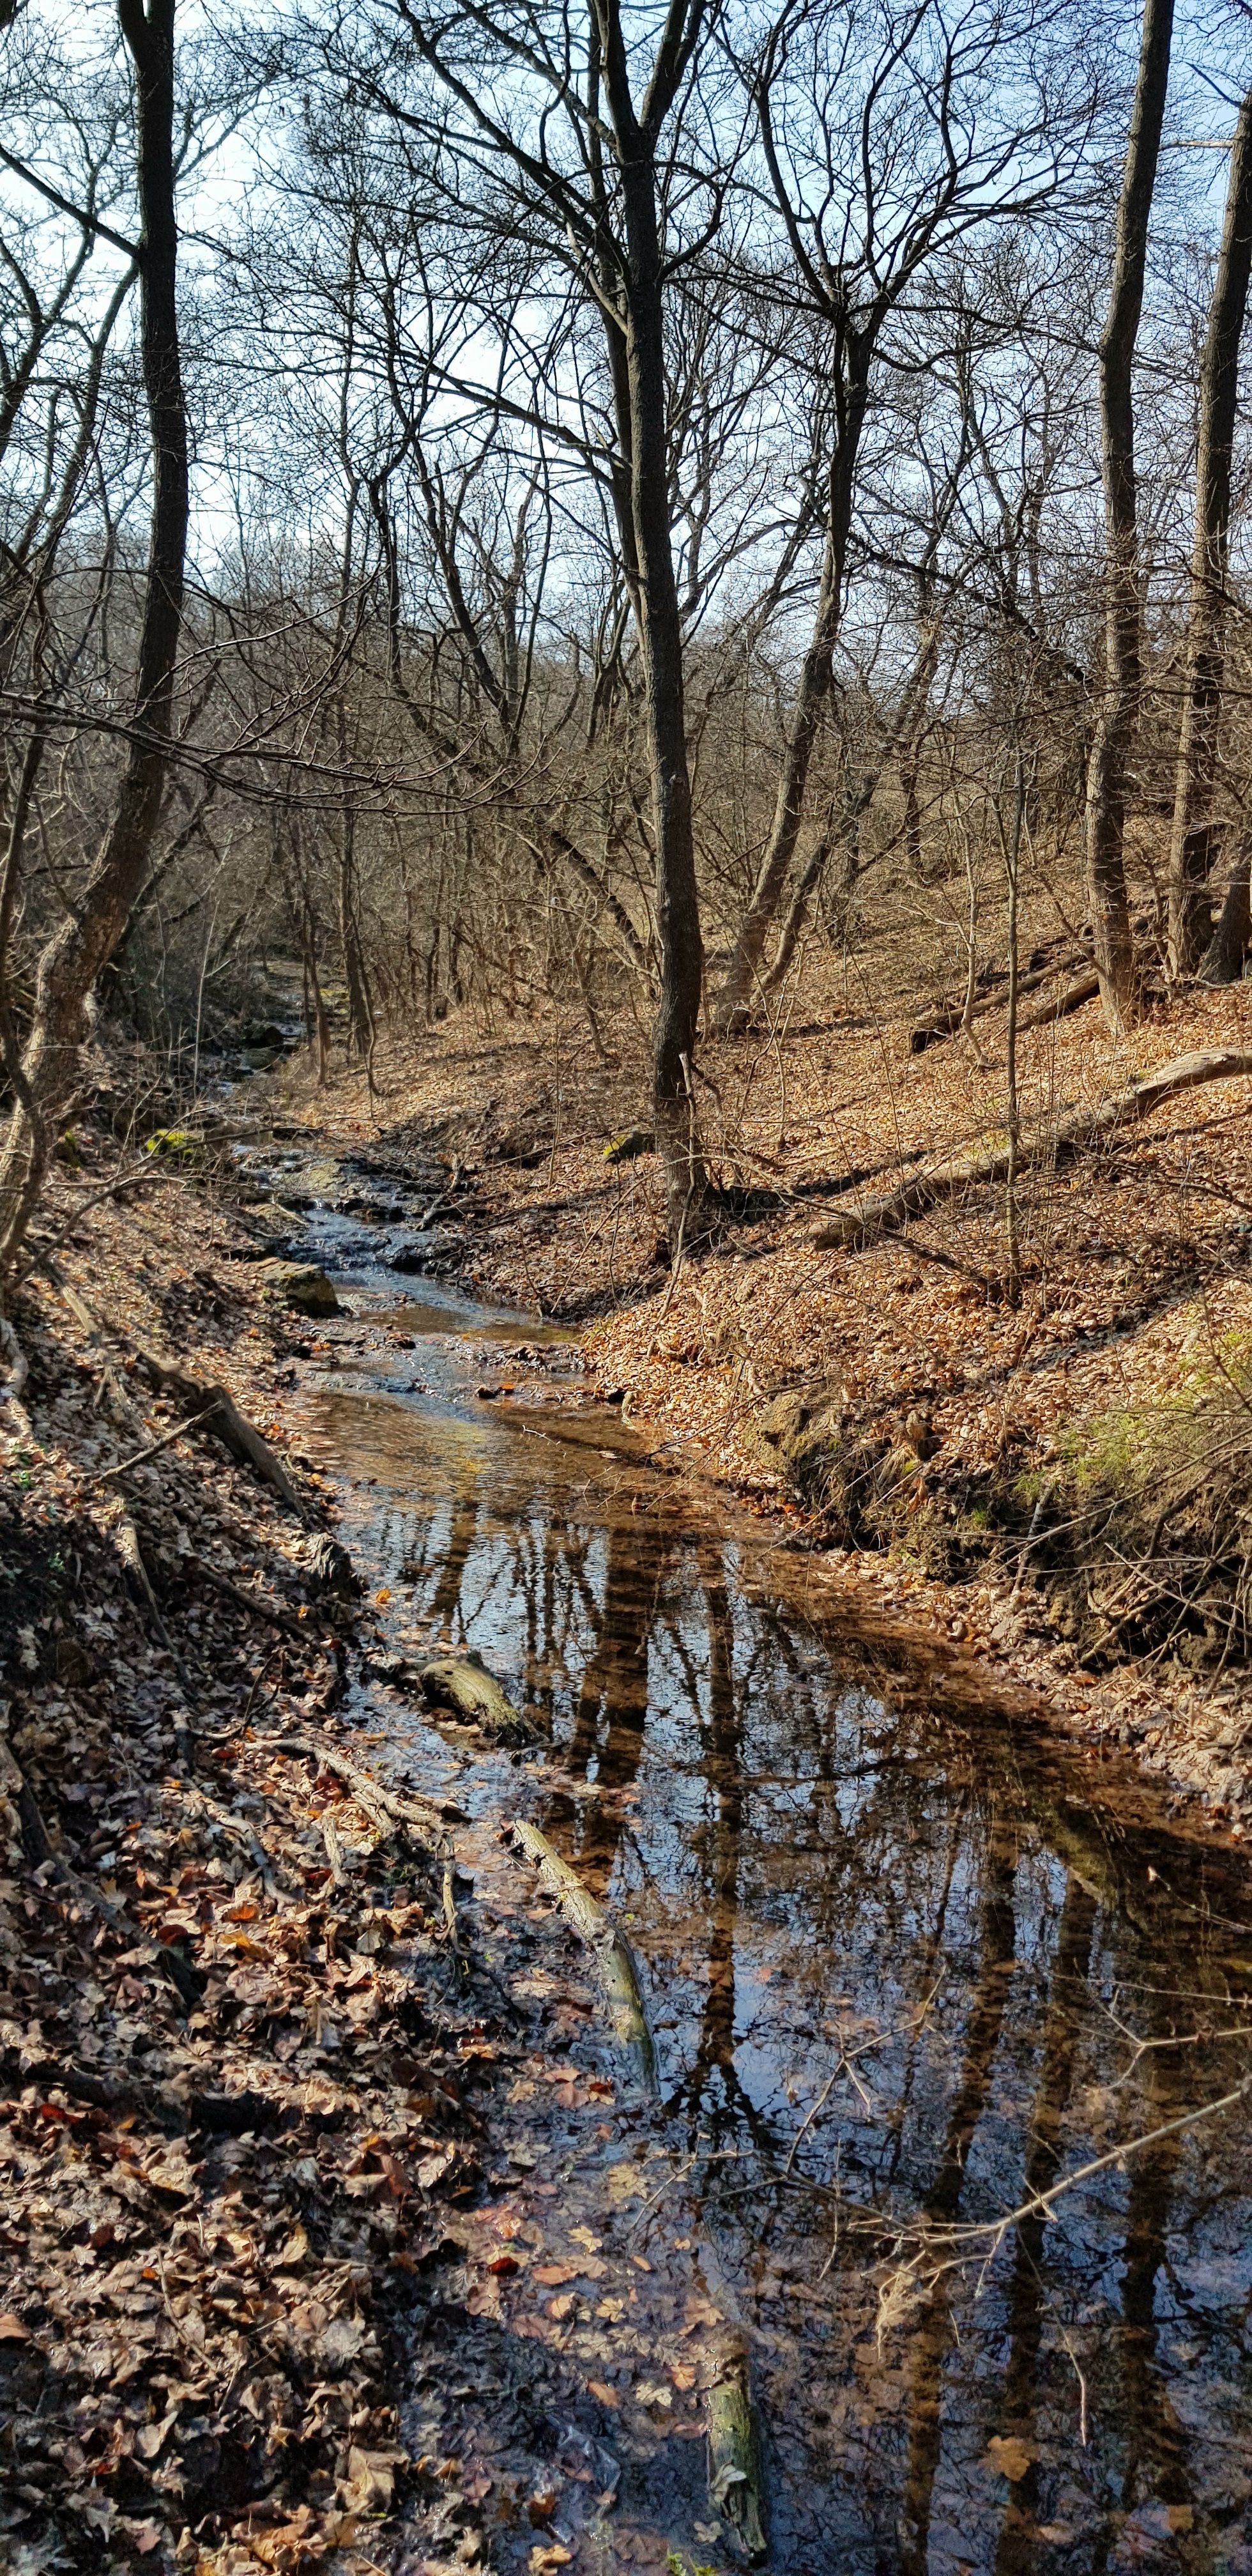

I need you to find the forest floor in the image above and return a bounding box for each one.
[0,1145,752,2576]
[271,928,1252,1846]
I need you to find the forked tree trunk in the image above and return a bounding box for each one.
[1166,81,1252,976]
[1083,0,1175,1034]
[0,0,187,1280]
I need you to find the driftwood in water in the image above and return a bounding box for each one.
[814,1047,1252,1251]
[511,1818,655,2086]
[706,2351,767,2558]
[420,1652,533,1744]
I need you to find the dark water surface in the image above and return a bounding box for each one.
[289,1246,1252,2576]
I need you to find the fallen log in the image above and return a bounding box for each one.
[706,2350,767,2559]
[419,1652,534,1745]
[511,1819,655,2089]
[814,1048,1252,1252]
[909,947,1086,1052]
[1013,969,1101,1034]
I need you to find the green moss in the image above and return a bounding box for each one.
[142,1127,203,1162]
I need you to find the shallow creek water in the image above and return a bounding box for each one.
[276,1209,1252,2576]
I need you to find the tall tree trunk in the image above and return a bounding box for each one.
[714,362,869,1031]
[0,0,187,1278]
[1167,82,1252,976]
[1083,0,1174,1035]
[616,139,708,1238]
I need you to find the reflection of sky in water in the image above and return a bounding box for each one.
[296,1349,1252,2575]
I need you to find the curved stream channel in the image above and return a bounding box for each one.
[257,1162,1252,2575]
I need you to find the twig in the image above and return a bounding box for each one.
[96,1402,221,1481]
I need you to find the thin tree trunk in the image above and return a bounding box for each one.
[1166,81,1252,976]
[714,372,867,1030]
[1083,0,1175,1034]
[0,0,188,1280]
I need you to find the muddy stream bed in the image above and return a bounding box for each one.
[241,1143,1252,2575]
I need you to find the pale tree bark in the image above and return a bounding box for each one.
[0,0,188,1280]
[1166,80,1252,977]
[1084,0,1174,1034]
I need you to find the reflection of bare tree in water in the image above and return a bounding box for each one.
[411,1473,482,1638]
[993,1874,1097,2576]
[555,1517,667,1884]
[898,1816,1019,2576]
[691,1544,742,2120]
[1113,2004,1195,2537]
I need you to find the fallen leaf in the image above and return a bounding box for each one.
[534,2264,579,2287]
[586,2379,619,2409]
[0,2314,29,2342]
[548,2294,577,2321]
[983,2435,1037,2482]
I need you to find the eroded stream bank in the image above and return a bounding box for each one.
[247,1135,1252,2576]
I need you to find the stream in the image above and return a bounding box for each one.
[245,1138,1252,2575]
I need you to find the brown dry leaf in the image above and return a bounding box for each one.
[547,2293,577,2322]
[983,2435,1037,2482]
[340,2444,399,2513]
[533,2263,579,2286]
[0,2314,30,2342]
[586,2379,619,2409]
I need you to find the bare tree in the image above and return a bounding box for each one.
[1166,73,1252,977]
[712,0,1095,1031]
[0,0,188,1276]
[352,0,733,1236]
[1083,0,1175,1032]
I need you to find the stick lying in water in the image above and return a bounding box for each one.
[706,2351,767,2559]
[510,1819,655,2089]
